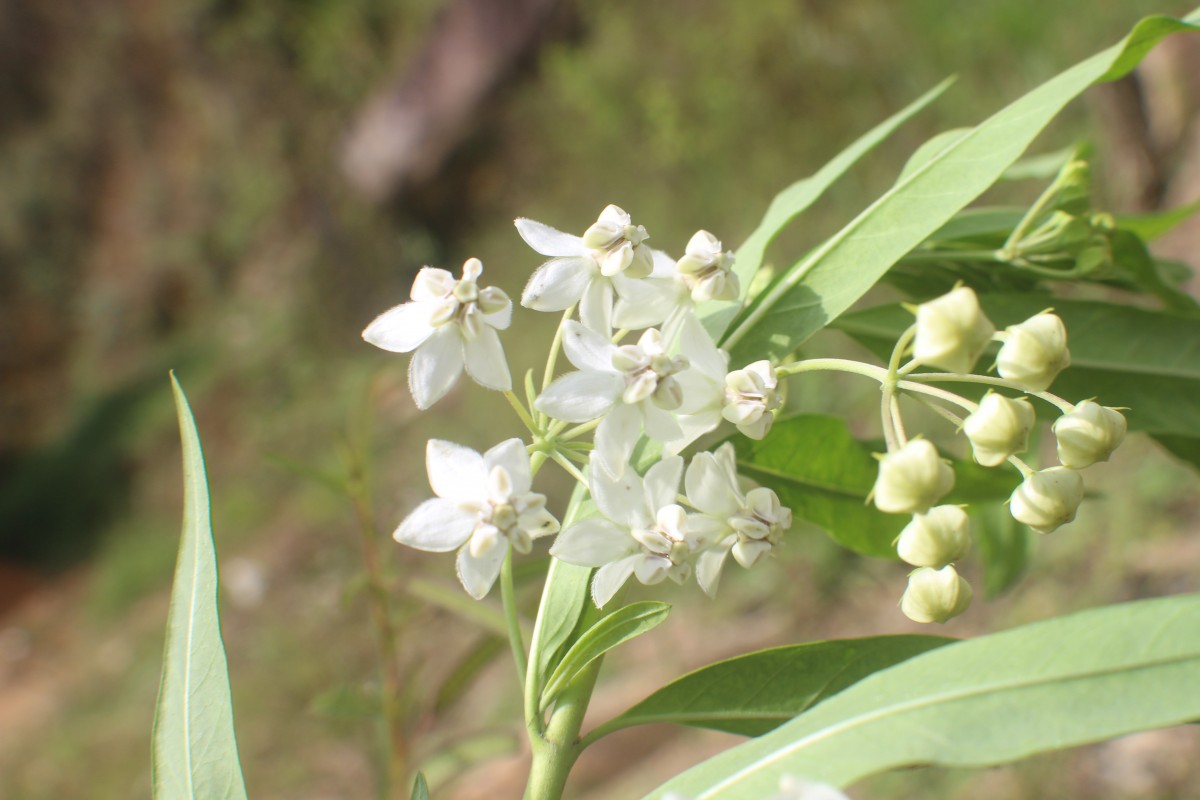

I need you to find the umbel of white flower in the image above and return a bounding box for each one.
[550,454,718,607]
[901,564,972,623]
[872,439,955,514]
[1009,466,1084,533]
[962,391,1036,467]
[1053,400,1127,469]
[362,257,512,409]
[536,322,688,477]
[394,439,559,598]
[912,286,996,373]
[995,311,1070,391]
[684,443,793,595]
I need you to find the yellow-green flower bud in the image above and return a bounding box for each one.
[873,439,955,515]
[996,312,1070,391]
[912,286,996,373]
[1009,466,1084,533]
[962,391,1036,467]
[896,505,971,568]
[900,565,973,624]
[1053,401,1127,469]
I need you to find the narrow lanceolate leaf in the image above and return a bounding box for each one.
[540,601,671,710]
[154,374,248,800]
[720,12,1200,366]
[646,593,1200,799]
[697,78,955,340]
[597,636,951,739]
[410,772,430,800]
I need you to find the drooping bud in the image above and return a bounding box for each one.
[676,230,739,302]
[896,505,971,568]
[962,391,1036,467]
[873,439,955,515]
[996,312,1070,391]
[900,565,973,623]
[1053,401,1126,469]
[1009,466,1084,533]
[912,286,996,373]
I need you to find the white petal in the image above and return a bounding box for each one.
[522,257,594,311]
[463,324,512,391]
[634,554,673,585]
[515,218,589,257]
[590,453,648,529]
[426,440,487,502]
[685,451,741,517]
[579,277,614,334]
[408,326,464,409]
[484,438,531,496]
[410,267,455,302]
[650,248,678,278]
[562,320,616,372]
[675,370,723,414]
[612,278,683,330]
[592,554,641,608]
[481,291,513,331]
[395,498,476,552]
[665,410,722,456]
[594,402,642,478]
[536,370,622,422]
[643,455,684,511]
[695,539,734,597]
[362,302,435,353]
[678,314,729,379]
[456,541,507,599]
[550,518,633,567]
[642,401,683,443]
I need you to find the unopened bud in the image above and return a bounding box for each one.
[873,439,955,515]
[896,505,971,568]
[962,391,1036,467]
[900,565,973,624]
[1009,466,1084,533]
[1053,401,1126,469]
[996,312,1070,391]
[912,286,996,373]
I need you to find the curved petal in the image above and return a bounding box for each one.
[633,553,673,585]
[550,518,633,567]
[641,401,682,443]
[590,454,648,529]
[515,218,589,257]
[678,313,729,379]
[521,257,594,311]
[579,277,614,334]
[675,369,723,415]
[650,248,678,278]
[592,554,641,608]
[410,267,455,302]
[594,402,642,478]
[484,438,531,496]
[664,410,721,456]
[362,302,435,353]
[427,439,487,502]
[612,278,684,330]
[481,293,513,331]
[455,541,507,599]
[463,324,512,391]
[408,326,464,409]
[643,455,684,512]
[395,498,476,552]
[562,320,616,372]
[695,539,735,597]
[684,451,740,517]
[535,370,621,422]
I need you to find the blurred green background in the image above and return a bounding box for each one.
[1,1,1198,798]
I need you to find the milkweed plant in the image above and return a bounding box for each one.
[155,10,1200,800]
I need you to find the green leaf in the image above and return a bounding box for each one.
[1118,196,1200,240]
[698,78,955,339]
[598,636,952,739]
[720,13,1200,366]
[1108,229,1200,315]
[895,128,969,184]
[646,592,1200,798]
[734,416,1017,557]
[153,374,248,800]
[1000,145,1077,181]
[540,601,671,710]
[410,772,430,800]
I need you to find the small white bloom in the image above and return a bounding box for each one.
[363,258,512,409]
[962,391,1036,467]
[896,505,970,568]
[872,439,955,515]
[394,439,559,599]
[1009,466,1084,533]
[912,286,996,373]
[685,443,793,596]
[582,204,654,278]
[676,230,739,302]
[900,565,973,623]
[995,311,1070,391]
[550,455,718,607]
[1053,401,1127,469]
[536,322,688,477]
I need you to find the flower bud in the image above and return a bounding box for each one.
[1053,401,1127,469]
[1009,466,1084,533]
[873,439,955,515]
[676,230,739,302]
[896,505,971,568]
[912,286,996,373]
[962,391,1036,467]
[900,565,972,624]
[996,312,1070,391]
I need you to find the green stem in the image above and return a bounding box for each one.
[899,248,1004,263]
[523,658,603,800]
[500,550,527,691]
[558,418,601,441]
[1001,170,1067,258]
[903,372,1074,413]
[505,390,541,434]
[550,450,591,489]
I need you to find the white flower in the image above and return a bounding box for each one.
[1053,401,1126,469]
[912,286,996,373]
[685,443,793,596]
[900,565,973,623]
[961,391,1036,467]
[1009,466,1084,533]
[517,205,658,333]
[896,505,970,568]
[394,439,559,598]
[872,439,955,514]
[363,258,512,409]
[995,311,1070,391]
[676,230,739,302]
[535,322,688,477]
[550,455,717,607]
